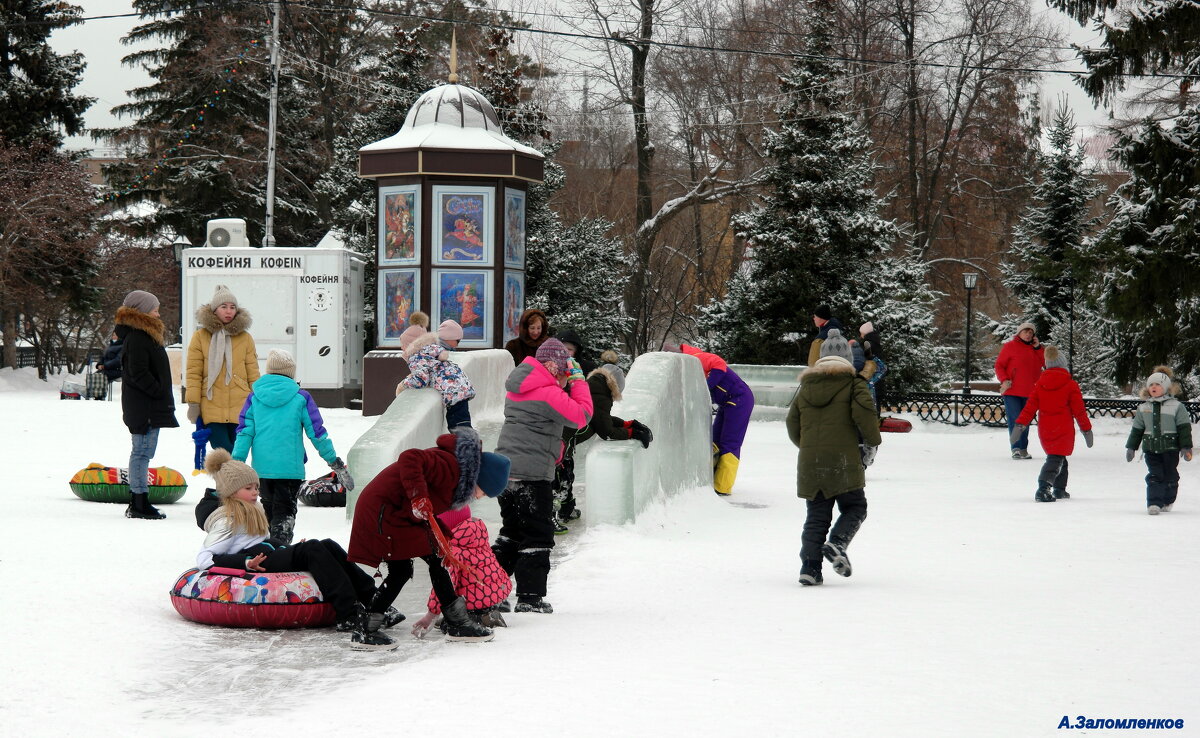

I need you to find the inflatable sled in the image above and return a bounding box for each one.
[880,417,912,433]
[69,464,187,504]
[170,567,335,628]
[298,472,346,508]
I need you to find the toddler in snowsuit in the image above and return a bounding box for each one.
[197,449,391,650]
[677,343,754,496]
[232,349,352,544]
[787,330,881,586]
[1125,367,1193,515]
[348,427,511,642]
[1011,346,1093,502]
[493,338,594,613]
[397,319,476,429]
[410,504,513,636]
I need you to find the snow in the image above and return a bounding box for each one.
[3,366,1197,737]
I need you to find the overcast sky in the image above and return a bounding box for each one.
[50,0,1110,153]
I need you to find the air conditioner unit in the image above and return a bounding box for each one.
[206,218,249,248]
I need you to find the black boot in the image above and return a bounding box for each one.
[1053,488,1070,500]
[126,493,166,520]
[442,597,494,642]
[514,596,554,614]
[799,560,823,586]
[477,607,507,628]
[349,604,399,651]
[822,541,852,577]
[1034,483,1056,502]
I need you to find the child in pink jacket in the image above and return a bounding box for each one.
[411,505,513,636]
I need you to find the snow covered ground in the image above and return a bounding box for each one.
[2,368,1197,737]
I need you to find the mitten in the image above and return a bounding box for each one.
[330,457,354,491]
[629,420,654,449]
[1184,448,1194,462]
[999,380,1012,394]
[1009,424,1027,446]
[1125,448,1136,463]
[1082,430,1094,448]
[411,496,432,521]
[860,443,879,468]
[567,358,585,384]
[187,402,201,423]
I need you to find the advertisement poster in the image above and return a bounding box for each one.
[433,186,493,266]
[435,269,491,346]
[378,185,420,265]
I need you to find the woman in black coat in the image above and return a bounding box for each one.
[114,290,179,520]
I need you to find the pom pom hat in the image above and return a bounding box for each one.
[1044,345,1069,370]
[205,448,259,498]
[535,338,571,374]
[209,284,238,310]
[819,328,854,363]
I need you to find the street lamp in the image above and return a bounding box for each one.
[171,235,191,343]
[962,272,978,396]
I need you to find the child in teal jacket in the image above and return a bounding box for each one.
[233,349,352,543]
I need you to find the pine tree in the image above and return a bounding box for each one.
[1002,107,1103,340]
[0,0,92,147]
[699,7,940,391]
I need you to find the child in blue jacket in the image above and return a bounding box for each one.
[232,349,352,544]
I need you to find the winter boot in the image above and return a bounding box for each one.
[1147,505,1162,515]
[552,517,569,535]
[1034,485,1056,502]
[478,607,507,628]
[514,596,554,613]
[1162,503,1174,512]
[126,493,166,520]
[822,541,852,577]
[1053,488,1070,500]
[494,598,512,613]
[349,604,399,651]
[381,606,406,628]
[799,560,824,586]
[562,508,581,521]
[442,598,494,642]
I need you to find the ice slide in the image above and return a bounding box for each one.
[345,351,714,525]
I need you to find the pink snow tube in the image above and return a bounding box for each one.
[169,567,335,628]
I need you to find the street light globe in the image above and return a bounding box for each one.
[962,272,979,290]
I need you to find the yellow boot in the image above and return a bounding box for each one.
[714,453,740,496]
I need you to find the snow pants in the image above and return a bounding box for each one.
[206,422,237,453]
[445,399,472,429]
[260,539,376,621]
[369,555,458,615]
[800,489,868,563]
[1003,395,1030,452]
[1037,455,1069,493]
[712,385,754,495]
[1144,451,1181,508]
[492,479,555,599]
[260,478,301,546]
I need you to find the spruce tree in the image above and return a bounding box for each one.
[700,6,939,391]
[0,0,92,147]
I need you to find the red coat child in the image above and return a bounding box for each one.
[1014,362,1092,456]
[425,505,512,614]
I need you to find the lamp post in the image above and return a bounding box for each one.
[962,272,978,396]
[172,235,191,344]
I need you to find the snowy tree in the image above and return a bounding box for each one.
[1001,107,1103,341]
[699,7,941,392]
[0,0,92,147]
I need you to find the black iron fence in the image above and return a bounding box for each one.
[881,393,1200,427]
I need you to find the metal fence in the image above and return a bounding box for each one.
[881,393,1200,427]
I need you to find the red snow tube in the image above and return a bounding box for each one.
[169,568,336,628]
[880,417,912,433]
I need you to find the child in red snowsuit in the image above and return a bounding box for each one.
[1011,346,1093,502]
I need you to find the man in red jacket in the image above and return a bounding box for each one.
[994,322,1045,459]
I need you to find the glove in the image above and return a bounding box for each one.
[629,420,654,449]
[187,402,201,423]
[567,358,585,384]
[411,496,432,521]
[330,458,354,492]
[1082,430,1094,448]
[1184,448,1194,462]
[1126,448,1136,463]
[860,443,879,468]
[999,380,1012,394]
[1009,424,1027,447]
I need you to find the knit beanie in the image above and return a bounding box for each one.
[210,284,238,310]
[476,452,511,498]
[122,290,160,314]
[819,328,854,363]
[266,349,296,379]
[536,338,571,373]
[1147,371,1172,394]
[1044,345,1069,370]
[204,448,259,498]
[438,319,464,342]
[814,305,832,321]
[1016,322,1036,334]
[598,349,626,393]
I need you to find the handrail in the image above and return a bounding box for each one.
[881,393,1200,427]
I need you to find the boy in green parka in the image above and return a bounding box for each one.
[786,329,882,586]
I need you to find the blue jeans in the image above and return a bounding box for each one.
[1003,395,1030,450]
[129,428,161,495]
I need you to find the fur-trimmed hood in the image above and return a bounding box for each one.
[115,306,167,346]
[435,426,483,509]
[194,304,253,336]
[403,331,445,361]
[588,365,623,402]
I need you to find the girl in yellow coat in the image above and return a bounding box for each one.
[186,285,260,451]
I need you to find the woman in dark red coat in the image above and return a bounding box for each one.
[348,427,511,641]
[1012,346,1093,502]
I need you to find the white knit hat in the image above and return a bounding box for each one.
[266,349,296,379]
[210,284,238,310]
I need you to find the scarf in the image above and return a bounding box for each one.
[205,327,234,400]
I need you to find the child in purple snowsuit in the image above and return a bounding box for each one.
[679,343,755,496]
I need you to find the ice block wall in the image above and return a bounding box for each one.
[728,363,803,420]
[345,348,513,517]
[582,351,714,525]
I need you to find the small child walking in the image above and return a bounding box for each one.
[232,349,352,544]
[397,319,476,429]
[1125,366,1193,515]
[410,504,512,636]
[1011,346,1093,502]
